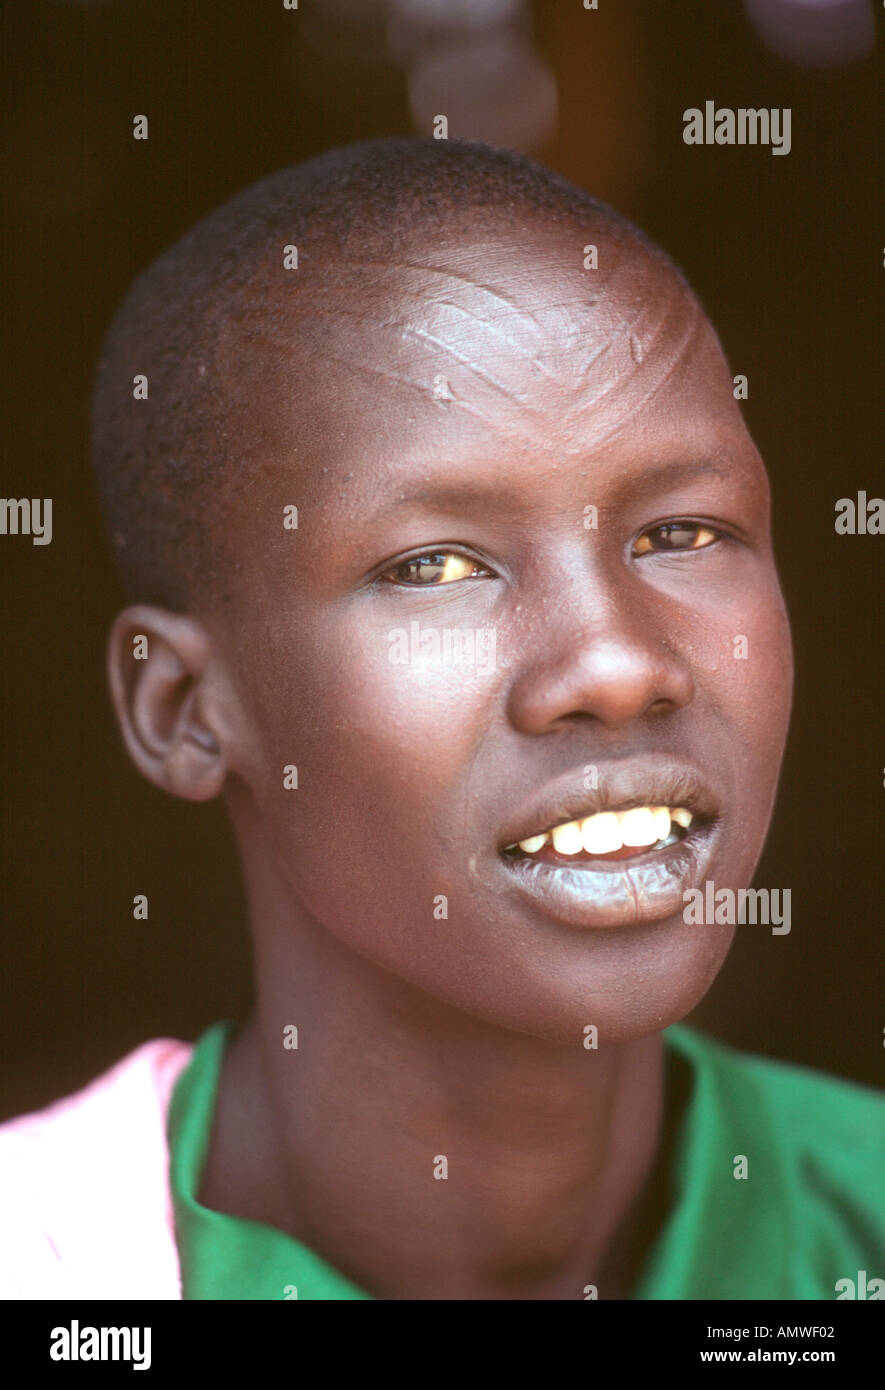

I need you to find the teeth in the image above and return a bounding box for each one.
[518,833,549,853]
[550,821,583,855]
[580,812,622,855]
[510,805,696,857]
[618,806,660,847]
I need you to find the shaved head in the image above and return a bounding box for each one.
[90,136,693,609]
[100,131,792,1055]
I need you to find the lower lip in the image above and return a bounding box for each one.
[495,822,720,930]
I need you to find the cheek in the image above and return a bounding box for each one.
[229,613,513,1001]
[692,582,793,889]
[708,581,793,756]
[662,559,793,743]
[238,608,496,858]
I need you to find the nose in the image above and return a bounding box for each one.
[506,577,695,735]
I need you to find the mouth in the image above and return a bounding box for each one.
[491,759,723,931]
[501,804,699,867]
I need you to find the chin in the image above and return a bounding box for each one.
[436,921,735,1048]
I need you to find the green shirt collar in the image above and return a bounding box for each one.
[168,1022,370,1301]
[167,1020,794,1300]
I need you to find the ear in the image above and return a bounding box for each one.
[106,605,236,801]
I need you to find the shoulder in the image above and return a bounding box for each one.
[666,1024,885,1294]
[667,1023,885,1144]
[0,1037,193,1299]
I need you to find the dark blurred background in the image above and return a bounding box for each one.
[1,0,882,1118]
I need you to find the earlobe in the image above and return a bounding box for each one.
[165,716,225,800]
[106,605,231,801]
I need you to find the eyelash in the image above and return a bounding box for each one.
[377,522,727,587]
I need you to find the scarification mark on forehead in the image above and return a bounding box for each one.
[302,273,704,440]
[385,258,554,318]
[298,298,710,469]
[312,302,594,421]
[562,302,711,454]
[229,230,711,463]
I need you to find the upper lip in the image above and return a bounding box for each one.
[498,754,722,850]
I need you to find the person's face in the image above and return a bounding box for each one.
[209,218,793,1044]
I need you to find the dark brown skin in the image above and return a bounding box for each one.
[107,217,793,1299]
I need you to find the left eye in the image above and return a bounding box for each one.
[632,522,721,555]
[379,552,494,586]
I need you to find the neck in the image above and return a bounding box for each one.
[202,802,669,1300]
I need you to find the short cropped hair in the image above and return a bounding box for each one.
[91,135,688,610]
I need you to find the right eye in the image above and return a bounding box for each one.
[379,552,495,586]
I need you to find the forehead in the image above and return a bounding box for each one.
[227,220,744,495]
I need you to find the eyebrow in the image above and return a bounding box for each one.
[614,456,742,494]
[385,456,742,513]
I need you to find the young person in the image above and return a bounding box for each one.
[2,138,883,1300]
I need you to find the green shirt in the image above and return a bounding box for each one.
[167,1020,885,1300]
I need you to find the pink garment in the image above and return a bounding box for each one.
[0,1038,192,1299]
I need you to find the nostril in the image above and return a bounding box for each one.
[648,699,675,715]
